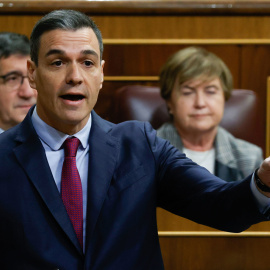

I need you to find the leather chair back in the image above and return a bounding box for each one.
[113,85,259,146]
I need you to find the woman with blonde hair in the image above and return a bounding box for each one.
[157,46,263,181]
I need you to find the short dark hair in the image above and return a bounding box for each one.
[30,9,103,65]
[0,32,30,59]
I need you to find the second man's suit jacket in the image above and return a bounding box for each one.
[0,108,267,270]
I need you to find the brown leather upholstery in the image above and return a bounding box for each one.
[113,85,260,146]
[113,85,169,129]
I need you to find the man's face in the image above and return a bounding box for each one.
[28,28,105,135]
[0,54,37,130]
[167,77,225,135]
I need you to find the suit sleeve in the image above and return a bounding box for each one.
[143,122,268,232]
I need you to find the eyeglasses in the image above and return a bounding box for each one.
[0,72,28,90]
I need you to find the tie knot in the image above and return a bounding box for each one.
[63,137,80,157]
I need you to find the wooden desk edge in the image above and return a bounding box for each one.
[158,231,270,237]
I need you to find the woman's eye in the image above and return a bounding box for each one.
[182,91,193,96]
[206,89,217,95]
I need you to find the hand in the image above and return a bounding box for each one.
[256,157,270,197]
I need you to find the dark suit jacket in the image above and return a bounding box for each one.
[0,108,267,270]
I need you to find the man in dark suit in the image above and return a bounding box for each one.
[0,32,37,133]
[1,9,270,270]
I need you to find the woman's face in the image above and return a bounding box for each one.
[167,77,225,135]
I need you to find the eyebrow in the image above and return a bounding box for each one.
[82,49,99,58]
[205,85,219,89]
[0,71,22,78]
[45,49,99,59]
[181,85,195,90]
[181,84,219,90]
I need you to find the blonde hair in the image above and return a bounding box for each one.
[159,47,233,101]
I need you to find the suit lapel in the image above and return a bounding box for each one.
[13,110,83,256]
[85,112,119,244]
[214,127,243,181]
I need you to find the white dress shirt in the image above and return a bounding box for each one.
[183,147,215,174]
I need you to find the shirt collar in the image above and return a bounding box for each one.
[31,106,92,151]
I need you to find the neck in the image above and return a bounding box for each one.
[175,125,217,152]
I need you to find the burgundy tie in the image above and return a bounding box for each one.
[61,137,83,249]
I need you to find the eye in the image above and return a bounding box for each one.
[5,74,19,82]
[84,60,93,67]
[181,89,193,96]
[4,74,21,85]
[206,88,217,95]
[52,60,63,67]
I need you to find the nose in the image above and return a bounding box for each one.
[194,92,206,108]
[17,77,37,99]
[66,63,83,85]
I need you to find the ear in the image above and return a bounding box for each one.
[27,60,37,90]
[99,60,105,90]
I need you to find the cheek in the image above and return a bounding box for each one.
[35,75,56,98]
[93,73,103,88]
[172,103,190,126]
[174,99,191,116]
[87,78,102,100]
[35,68,59,88]
[0,93,15,107]
[209,99,225,119]
[32,90,38,98]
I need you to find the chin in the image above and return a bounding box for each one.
[191,124,214,131]
[64,116,89,126]
[15,116,27,124]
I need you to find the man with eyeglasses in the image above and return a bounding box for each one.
[0,32,37,133]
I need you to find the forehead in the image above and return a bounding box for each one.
[0,54,29,74]
[39,28,100,59]
[181,77,222,88]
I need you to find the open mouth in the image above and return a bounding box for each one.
[60,94,85,101]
